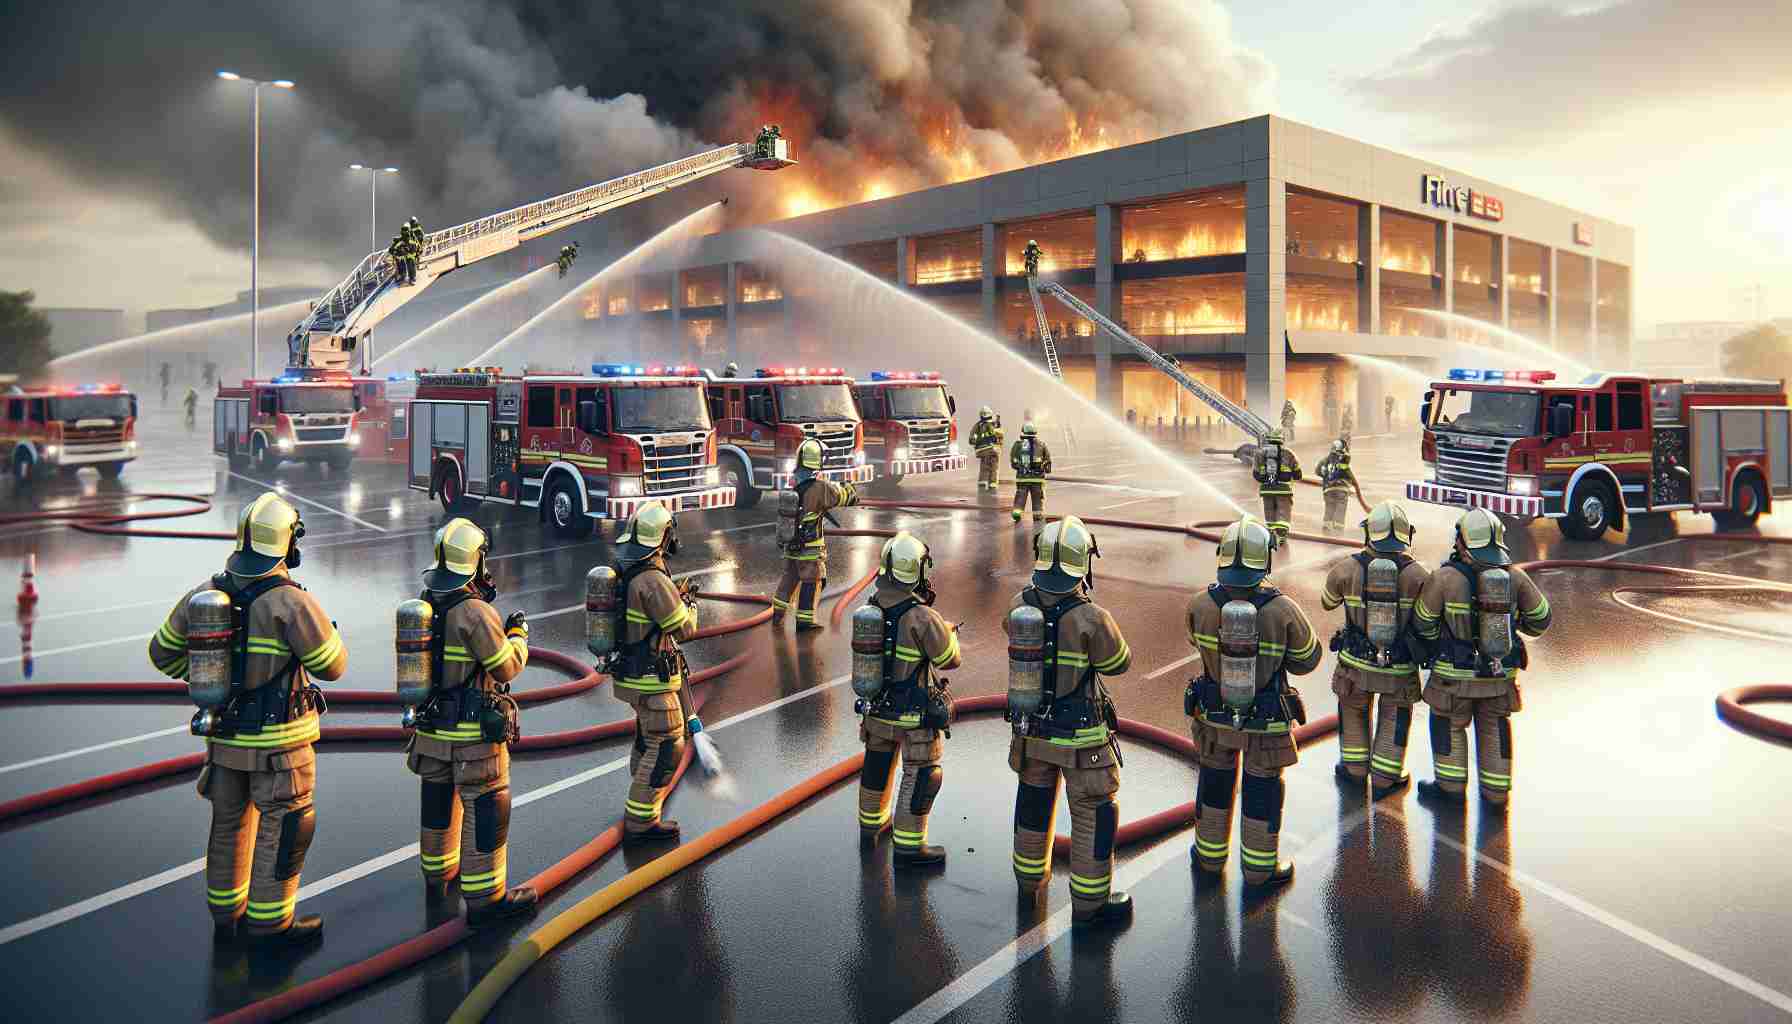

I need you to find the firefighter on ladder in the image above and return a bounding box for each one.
[1316,438,1367,531]
[1005,516,1135,928]
[1185,517,1320,887]
[755,124,782,160]
[1023,239,1043,277]
[1253,428,1302,546]
[1321,502,1428,797]
[1412,508,1552,808]
[970,405,1004,491]
[399,518,539,925]
[774,438,860,631]
[148,492,346,947]
[1010,422,1052,524]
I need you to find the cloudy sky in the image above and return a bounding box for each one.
[0,0,1786,331]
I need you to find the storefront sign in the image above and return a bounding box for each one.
[1573,222,1594,246]
[1422,174,1504,222]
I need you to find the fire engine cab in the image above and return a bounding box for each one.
[704,366,875,507]
[3,383,138,483]
[1407,368,1792,539]
[349,374,418,464]
[851,370,965,485]
[214,368,362,471]
[408,364,734,535]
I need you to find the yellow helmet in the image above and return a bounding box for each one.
[1032,515,1097,593]
[616,500,677,559]
[1454,507,1511,566]
[424,517,489,591]
[1263,428,1285,445]
[1216,516,1274,587]
[227,492,304,577]
[796,437,825,472]
[1021,421,1038,437]
[879,531,932,587]
[1361,500,1415,553]
[979,405,994,420]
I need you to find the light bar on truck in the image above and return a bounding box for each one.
[643,364,703,377]
[1446,368,1557,383]
[757,366,845,378]
[62,384,124,394]
[868,370,940,381]
[592,363,647,377]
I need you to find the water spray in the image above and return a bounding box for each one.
[371,264,562,370]
[1402,308,1595,378]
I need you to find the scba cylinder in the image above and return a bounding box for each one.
[395,599,434,708]
[186,589,235,710]
[1006,604,1047,717]
[1364,557,1402,660]
[1218,599,1260,709]
[1477,568,1515,671]
[851,605,887,700]
[585,565,619,657]
[775,487,801,550]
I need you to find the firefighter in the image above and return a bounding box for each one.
[1005,516,1134,928]
[148,492,346,947]
[773,438,860,631]
[722,362,740,378]
[1317,438,1365,532]
[969,405,1004,491]
[183,386,199,431]
[1412,508,1552,807]
[1281,399,1297,442]
[387,233,406,280]
[403,518,539,926]
[609,502,701,840]
[1253,428,1302,546]
[404,218,424,284]
[1321,502,1428,797]
[1186,517,1321,887]
[1384,393,1397,433]
[854,532,961,866]
[1022,239,1043,277]
[755,124,781,159]
[1010,422,1051,524]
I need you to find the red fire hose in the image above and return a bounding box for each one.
[0,493,232,539]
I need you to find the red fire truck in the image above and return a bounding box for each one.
[851,370,965,486]
[1406,367,1792,539]
[2,383,138,483]
[214,368,363,471]
[703,366,875,507]
[349,374,418,464]
[408,364,735,535]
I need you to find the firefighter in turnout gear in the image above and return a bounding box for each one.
[970,405,1003,491]
[1413,508,1552,807]
[1321,502,1429,797]
[774,438,860,631]
[1253,428,1302,546]
[1022,239,1043,277]
[1010,422,1052,523]
[402,518,539,927]
[853,532,962,866]
[1316,438,1366,532]
[1281,400,1297,442]
[147,492,346,948]
[609,502,700,840]
[1005,517,1135,929]
[1186,517,1321,887]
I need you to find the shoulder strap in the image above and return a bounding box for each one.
[617,561,667,651]
[882,597,922,685]
[424,589,477,687]
[1251,586,1281,609]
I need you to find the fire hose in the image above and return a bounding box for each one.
[0,493,232,539]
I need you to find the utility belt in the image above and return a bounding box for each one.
[1183,673,1305,734]
[1019,692,1116,743]
[858,676,954,737]
[196,672,326,740]
[612,639,685,684]
[1437,630,1528,678]
[413,681,518,744]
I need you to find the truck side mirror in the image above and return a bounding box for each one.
[947,394,957,415]
[577,400,601,435]
[1419,391,1433,427]
[1549,403,1573,437]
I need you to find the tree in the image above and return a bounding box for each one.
[1721,324,1791,382]
[0,291,53,384]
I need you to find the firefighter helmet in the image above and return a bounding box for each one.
[1454,507,1511,566]
[979,405,994,420]
[1331,439,1345,454]
[1021,421,1038,437]
[1263,428,1285,445]
[616,501,677,561]
[1361,500,1415,554]
[796,437,825,472]
[226,492,305,577]
[879,531,932,587]
[423,517,490,591]
[1032,515,1098,593]
[1216,516,1275,587]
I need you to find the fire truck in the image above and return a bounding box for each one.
[2,383,138,483]
[703,366,875,507]
[214,368,362,471]
[851,370,965,486]
[408,364,735,535]
[349,374,418,464]
[1406,367,1792,539]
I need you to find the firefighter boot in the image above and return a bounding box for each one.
[246,914,323,950]
[624,820,681,844]
[894,843,947,868]
[891,750,945,868]
[1072,892,1133,930]
[467,886,539,929]
[213,918,240,946]
[1240,770,1294,888]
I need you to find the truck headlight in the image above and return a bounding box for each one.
[891,446,908,462]
[277,438,294,452]
[950,444,961,456]
[704,466,721,487]
[779,458,795,475]
[346,432,362,448]
[853,450,866,466]
[1508,475,1537,496]
[612,475,643,497]
[42,445,58,458]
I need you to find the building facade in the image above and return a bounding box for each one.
[43,307,130,357]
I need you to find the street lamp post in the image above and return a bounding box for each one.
[217,71,293,379]
[348,164,399,255]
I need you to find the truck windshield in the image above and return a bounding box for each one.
[884,385,950,419]
[776,383,859,422]
[279,387,354,415]
[613,385,711,432]
[1431,388,1540,436]
[47,395,133,421]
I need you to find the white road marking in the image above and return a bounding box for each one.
[1097,493,1177,511]
[0,726,188,776]
[1590,538,1684,562]
[0,672,853,947]
[0,632,143,666]
[225,470,388,532]
[488,539,608,563]
[0,596,172,629]
[714,521,776,535]
[1145,653,1198,680]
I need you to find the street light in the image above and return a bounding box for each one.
[348,164,400,254]
[217,70,294,379]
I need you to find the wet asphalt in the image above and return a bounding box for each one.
[1,405,1789,1024]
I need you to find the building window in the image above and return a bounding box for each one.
[637,275,671,313]
[1380,210,1437,275]
[1506,239,1548,338]
[682,318,720,361]
[737,262,782,303]
[1120,274,1245,339]
[1001,283,1097,352]
[680,266,725,309]
[1453,226,1499,325]
[1557,252,1593,357]
[1597,261,1630,351]
[1286,190,1358,264]
[1120,187,1246,264]
[1286,275,1356,332]
[912,230,982,285]
[605,282,631,316]
[840,240,897,281]
[1380,210,1441,336]
[1003,211,1095,275]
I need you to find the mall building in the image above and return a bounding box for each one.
[588,115,1634,429]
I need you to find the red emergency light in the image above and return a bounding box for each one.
[757,366,845,378]
[644,364,702,377]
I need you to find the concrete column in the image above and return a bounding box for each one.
[1497,235,1510,328]
[1357,203,1380,333]
[670,270,685,363]
[1588,258,1600,364]
[1546,248,1559,346]
[1094,203,1121,411]
[1439,220,1454,316]
[628,277,644,363]
[896,237,913,289]
[1245,176,1287,418]
[724,262,739,364]
[980,222,1001,330]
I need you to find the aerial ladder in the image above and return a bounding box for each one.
[286,130,795,372]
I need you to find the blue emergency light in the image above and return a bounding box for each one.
[1447,368,1556,383]
[868,370,939,381]
[591,363,645,377]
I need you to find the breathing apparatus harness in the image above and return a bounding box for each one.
[607,556,694,687]
[192,572,325,738]
[411,582,520,744]
[784,477,842,556]
[1432,556,1528,678]
[1009,586,1118,754]
[1329,551,1422,668]
[859,585,953,735]
[1185,583,1308,732]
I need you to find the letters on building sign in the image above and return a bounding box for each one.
[1421,174,1505,222]
[1573,222,1594,246]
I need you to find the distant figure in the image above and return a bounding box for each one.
[202,361,218,389]
[1384,394,1397,433]
[556,242,581,278]
[159,362,172,405]
[1281,400,1297,443]
[722,362,740,378]
[182,386,198,431]
[1126,408,1137,427]
[1129,248,1147,263]
[755,125,782,160]
[1022,239,1042,277]
[388,232,407,282]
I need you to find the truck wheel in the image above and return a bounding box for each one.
[99,462,126,479]
[437,462,464,512]
[252,436,278,473]
[1557,478,1617,540]
[546,477,592,537]
[12,449,34,486]
[1715,472,1766,530]
[723,454,760,509]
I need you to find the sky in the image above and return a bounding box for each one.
[0,0,1786,333]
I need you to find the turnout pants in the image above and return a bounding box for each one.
[976,451,1000,489]
[773,555,825,627]
[1190,717,1298,884]
[1323,489,1350,530]
[618,687,688,833]
[1009,735,1121,921]
[199,737,318,935]
[408,737,512,906]
[857,717,944,852]
[1424,678,1519,803]
[1333,666,1421,787]
[1260,492,1293,542]
[1012,483,1046,522]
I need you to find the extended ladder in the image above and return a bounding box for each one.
[1022,276,1077,451]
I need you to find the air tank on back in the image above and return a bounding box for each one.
[1477,568,1515,673]
[851,605,887,700]
[775,486,801,550]
[1006,603,1047,717]
[185,589,235,710]
[1218,599,1260,709]
[585,565,619,658]
[1364,557,1402,663]
[394,599,434,708]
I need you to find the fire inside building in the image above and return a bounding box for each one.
[580,115,1633,430]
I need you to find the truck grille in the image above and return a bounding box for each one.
[65,427,125,447]
[641,432,708,494]
[295,427,349,443]
[904,423,952,459]
[814,426,857,470]
[1433,434,1514,491]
